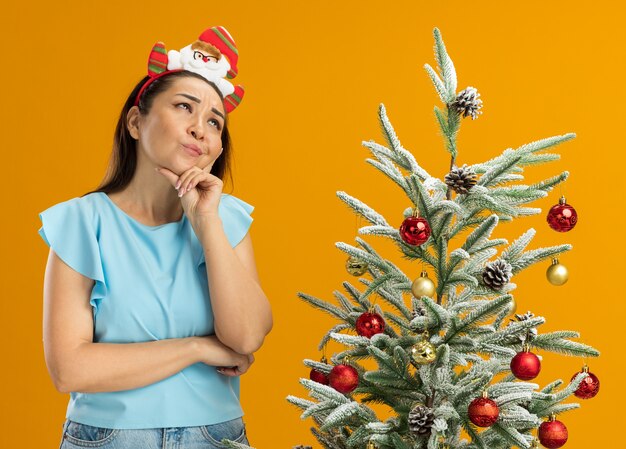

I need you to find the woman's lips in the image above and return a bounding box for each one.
[182,144,202,157]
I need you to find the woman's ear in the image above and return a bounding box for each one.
[127,106,141,140]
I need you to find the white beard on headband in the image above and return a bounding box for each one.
[167,44,235,96]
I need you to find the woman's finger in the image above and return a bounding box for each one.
[190,172,223,195]
[202,150,223,173]
[176,167,201,191]
[183,171,208,192]
[202,160,215,173]
[155,166,180,188]
[217,367,238,376]
[155,165,199,193]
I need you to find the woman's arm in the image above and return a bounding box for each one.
[43,249,249,394]
[198,216,273,355]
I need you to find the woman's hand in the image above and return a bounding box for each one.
[195,335,255,377]
[217,354,255,377]
[155,152,223,221]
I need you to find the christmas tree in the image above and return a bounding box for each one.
[223,27,601,449]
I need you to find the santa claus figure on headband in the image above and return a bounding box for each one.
[166,26,244,111]
[168,40,235,96]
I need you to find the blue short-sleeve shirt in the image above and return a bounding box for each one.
[38,191,254,429]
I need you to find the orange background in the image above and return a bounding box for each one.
[2,1,624,448]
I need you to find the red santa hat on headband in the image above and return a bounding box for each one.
[197,26,239,79]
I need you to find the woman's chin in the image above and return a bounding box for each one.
[171,156,199,173]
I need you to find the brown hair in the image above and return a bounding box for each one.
[83,71,234,197]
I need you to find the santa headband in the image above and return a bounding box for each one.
[134,26,244,113]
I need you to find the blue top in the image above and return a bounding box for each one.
[37,191,254,429]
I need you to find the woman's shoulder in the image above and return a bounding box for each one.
[37,192,106,284]
[217,193,255,248]
[40,191,99,214]
[220,193,254,215]
[38,192,108,236]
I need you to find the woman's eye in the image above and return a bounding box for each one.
[176,103,220,129]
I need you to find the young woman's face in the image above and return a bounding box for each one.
[133,76,225,174]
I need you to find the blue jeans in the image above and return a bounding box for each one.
[59,417,250,448]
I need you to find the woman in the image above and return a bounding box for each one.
[38,26,272,448]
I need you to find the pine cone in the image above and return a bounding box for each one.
[482,259,513,291]
[411,306,427,332]
[514,311,535,322]
[452,86,483,120]
[408,404,435,436]
[412,306,427,320]
[510,311,538,342]
[444,164,477,194]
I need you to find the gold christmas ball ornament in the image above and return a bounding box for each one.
[366,442,377,449]
[411,271,436,298]
[509,296,517,314]
[411,332,437,365]
[546,257,568,286]
[346,255,368,276]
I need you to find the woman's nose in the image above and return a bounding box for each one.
[189,123,204,140]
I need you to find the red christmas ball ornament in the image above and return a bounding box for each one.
[309,368,329,385]
[510,345,541,380]
[546,196,578,232]
[468,392,499,427]
[400,211,431,246]
[355,311,386,338]
[571,364,600,399]
[538,414,568,448]
[328,364,359,393]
